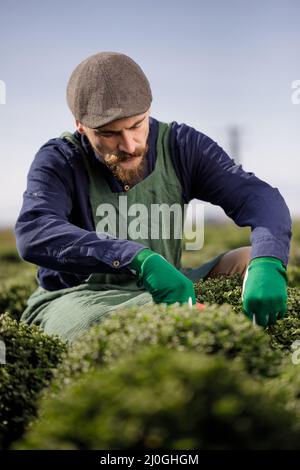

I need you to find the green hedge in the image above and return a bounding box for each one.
[195,274,243,308]
[195,274,300,353]
[15,346,300,450]
[0,273,37,321]
[0,313,66,449]
[1,270,299,449]
[51,302,283,395]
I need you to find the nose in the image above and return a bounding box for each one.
[118,131,136,155]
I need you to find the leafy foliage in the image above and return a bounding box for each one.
[0,314,66,449]
[0,273,37,321]
[14,346,300,450]
[194,274,300,354]
[1,223,300,449]
[195,273,243,307]
[51,302,283,395]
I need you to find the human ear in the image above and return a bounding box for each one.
[76,120,85,134]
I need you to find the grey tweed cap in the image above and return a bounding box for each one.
[66,51,152,128]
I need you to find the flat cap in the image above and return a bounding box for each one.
[66,51,152,128]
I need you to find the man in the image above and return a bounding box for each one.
[15,52,291,342]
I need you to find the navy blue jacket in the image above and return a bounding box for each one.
[15,117,292,291]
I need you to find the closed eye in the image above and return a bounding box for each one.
[95,117,145,137]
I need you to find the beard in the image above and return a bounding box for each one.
[95,144,148,186]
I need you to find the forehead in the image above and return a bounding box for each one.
[97,112,148,132]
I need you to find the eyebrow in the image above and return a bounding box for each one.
[95,116,146,134]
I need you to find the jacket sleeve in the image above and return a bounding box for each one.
[14,141,146,275]
[174,124,292,267]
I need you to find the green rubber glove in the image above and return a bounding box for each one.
[242,256,288,327]
[130,249,196,305]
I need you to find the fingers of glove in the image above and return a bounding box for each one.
[247,313,266,327]
[150,274,194,294]
[245,309,286,327]
[151,277,196,305]
[277,310,286,320]
[268,311,279,326]
[243,308,254,322]
[175,279,196,303]
[268,310,286,323]
[242,262,287,327]
[254,311,269,328]
[246,310,287,327]
[141,254,196,304]
[243,292,287,323]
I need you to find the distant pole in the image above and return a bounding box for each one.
[228,126,242,165]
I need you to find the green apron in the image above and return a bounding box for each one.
[21,121,225,342]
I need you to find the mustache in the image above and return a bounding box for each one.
[116,150,143,160]
[104,145,148,164]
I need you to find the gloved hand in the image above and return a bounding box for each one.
[130,249,196,305]
[242,256,288,327]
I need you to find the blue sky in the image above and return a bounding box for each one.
[0,0,299,226]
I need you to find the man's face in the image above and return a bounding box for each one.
[76,110,150,185]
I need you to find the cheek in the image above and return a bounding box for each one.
[93,138,112,154]
[137,129,147,145]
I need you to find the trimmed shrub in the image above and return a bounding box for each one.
[0,273,37,321]
[195,274,243,309]
[267,359,300,418]
[195,275,300,354]
[15,346,300,450]
[51,302,283,394]
[0,313,66,449]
